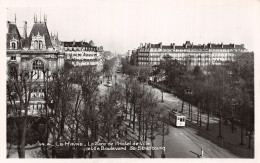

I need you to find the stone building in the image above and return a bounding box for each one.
[135,41,247,68]
[60,40,101,68]
[7,15,64,116]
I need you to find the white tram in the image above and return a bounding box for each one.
[169,110,186,127]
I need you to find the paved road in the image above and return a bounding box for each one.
[113,64,238,158]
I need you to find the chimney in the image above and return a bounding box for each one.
[221,42,223,48]
[23,21,27,38]
[172,43,175,49]
[7,21,10,31]
[140,43,143,48]
[241,44,244,48]
[159,42,162,49]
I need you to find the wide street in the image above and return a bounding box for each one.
[98,59,240,158]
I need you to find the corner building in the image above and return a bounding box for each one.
[136,41,246,67]
[61,40,101,68]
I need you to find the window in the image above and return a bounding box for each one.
[9,66,17,77]
[11,42,16,49]
[32,60,44,80]
[11,56,16,61]
[39,41,43,50]
[34,40,38,49]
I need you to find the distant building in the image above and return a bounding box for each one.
[130,49,137,65]
[134,41,247,67]
[7,15,65,116]
[50,31,60,51]
[61,40,101,68]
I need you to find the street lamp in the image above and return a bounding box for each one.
[231,99,238,133]
[161,120,165,158]
[248,131,253,149]
[161,90,164,103]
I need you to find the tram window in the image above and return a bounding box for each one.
[180,118,182,122]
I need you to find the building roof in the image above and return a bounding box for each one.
[61,41,98,52]
[150,43,160,48]
[139,41,246,51]
[28,22,53,49]
[6,22,22,49]
[62,41,92,47]
[162,45,172,49]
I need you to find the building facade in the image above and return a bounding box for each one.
[135,41,246,67]
[7,16,64,116]
[60,40,102,68]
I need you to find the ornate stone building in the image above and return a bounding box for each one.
[135,41,247,68]
[7,16,64,116]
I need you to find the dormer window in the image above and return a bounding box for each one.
[10,39,18,50]
[39,41,43,50]
[11,42,16,49]
[30,32,46,50]
[34,40,38,49]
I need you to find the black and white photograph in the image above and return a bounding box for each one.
[2,0,259,160]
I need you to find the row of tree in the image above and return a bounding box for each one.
[122,52,254,145]
[122,78,169,158]
[155,52,254,145]
[102,57,117,74]
[7,58,168,158]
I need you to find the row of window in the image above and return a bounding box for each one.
[33,40,43,50]
[140,53,234,57]
[70,59,97,62]
[140,48,243,52]
[139,61,224,66]
[64,47,96,51]
[29,104,44,110]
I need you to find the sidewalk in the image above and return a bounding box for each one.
[122,120,163,158]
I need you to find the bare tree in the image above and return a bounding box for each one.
[7,67,39,158]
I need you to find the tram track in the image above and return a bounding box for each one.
[179,126,230,158]
[161,103,236,158]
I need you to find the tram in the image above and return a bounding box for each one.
[169,109,186,127]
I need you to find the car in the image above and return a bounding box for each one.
[107,81,112,87]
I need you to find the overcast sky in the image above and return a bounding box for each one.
[6,0,260,53]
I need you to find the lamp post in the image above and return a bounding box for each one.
[161,120,165,158]
[231,99,238,133]
[248,131,252,149]
[161,90,164,103]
